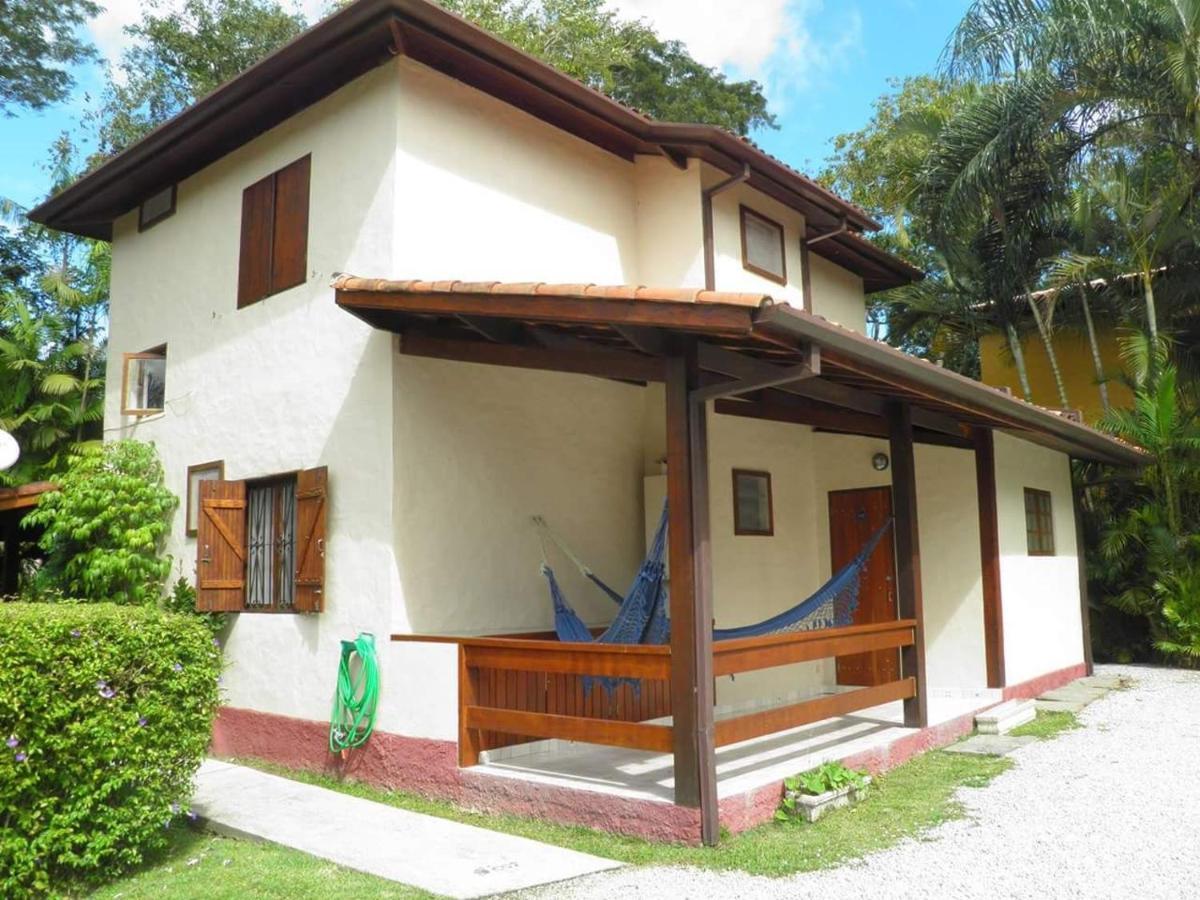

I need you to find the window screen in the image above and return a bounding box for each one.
[740,206,786,283]
[733,469,773,535]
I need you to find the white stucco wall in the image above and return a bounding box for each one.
[106,63,402,730]
[993,431,1084,684]
[808,253,867,334]
[708,177,806,306]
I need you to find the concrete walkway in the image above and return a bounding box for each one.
[192,759,622,899]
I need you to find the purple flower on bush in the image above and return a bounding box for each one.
[5,737,17,749]
[187,810,198,821]
[14,752,26,763]
[171,802,181,814]
[70,629,81,638]
[172,662,183,673]
[137,716,148,727]
[97,680,115,700]
[212,638,221,648]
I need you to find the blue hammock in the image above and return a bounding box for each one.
[539,505,893,646]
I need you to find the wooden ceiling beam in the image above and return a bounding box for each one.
[399,328,665,382]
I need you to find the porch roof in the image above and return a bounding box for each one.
[333,276,1148,467]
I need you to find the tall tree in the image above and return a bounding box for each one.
[0,0,98,114]
[437,0,775,135]
[93,0,306,157]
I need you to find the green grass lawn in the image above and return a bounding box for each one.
[230,749,1013,877]
[83,826,437,900]
[1009,709,1081,740]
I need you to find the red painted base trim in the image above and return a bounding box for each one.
[1001,662,1087,702]
[212,662,1089,845]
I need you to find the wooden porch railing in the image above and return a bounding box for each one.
[394,619,917,766]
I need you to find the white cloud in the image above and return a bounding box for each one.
[606,0,793,74]
[606,0,864,115]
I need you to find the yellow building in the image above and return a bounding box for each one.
[979,327,1133,425]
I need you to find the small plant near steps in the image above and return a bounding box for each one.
[777,762,871,823]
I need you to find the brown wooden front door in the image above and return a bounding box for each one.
[829,486,900,686]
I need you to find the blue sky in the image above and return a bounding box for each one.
[0,0,969,211]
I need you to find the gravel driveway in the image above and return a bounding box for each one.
[524,665,1200,899]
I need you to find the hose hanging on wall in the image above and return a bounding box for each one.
[329,633,379,754]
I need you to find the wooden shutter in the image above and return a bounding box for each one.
[196,479,247,612]
[270,155,310,295]
[293,466,327,613]
[237,174,274,307]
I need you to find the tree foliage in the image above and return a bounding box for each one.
[0,0,98,115]
[437,0,775,134]
[25,441,179,606]
[94,0,307,156]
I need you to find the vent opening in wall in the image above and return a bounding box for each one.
[138,185,176,231]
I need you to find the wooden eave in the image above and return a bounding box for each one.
[25,0,919,291]
[0,481,56,514]
[333,278,1148,467]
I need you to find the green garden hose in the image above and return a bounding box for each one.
[329,633,379,753]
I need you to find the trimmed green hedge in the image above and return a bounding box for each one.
[0,603,222,896]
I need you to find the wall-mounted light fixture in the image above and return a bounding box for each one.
[871,452,890,472]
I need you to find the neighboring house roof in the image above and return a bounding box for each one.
[332,276,1148,467]
[27,0,921,293]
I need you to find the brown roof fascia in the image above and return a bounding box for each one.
[28,0,890,255]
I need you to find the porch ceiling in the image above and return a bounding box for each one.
[333,277,1148,467]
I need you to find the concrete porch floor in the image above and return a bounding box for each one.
[474,689,998,803]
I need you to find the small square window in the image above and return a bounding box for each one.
[740,206,787,284]
[121,346,166,416]
[138,185,176,231]
[185,460,224,537]
[733,469,773,536]
[1024,488,1055,556]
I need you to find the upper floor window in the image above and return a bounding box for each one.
[1024,487,1055,556]
[740,205,786,285]
[238,154,311,308]
[121,345,166,416]
[138,185,176,231]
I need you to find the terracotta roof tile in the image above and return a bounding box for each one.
[330,276,773,309]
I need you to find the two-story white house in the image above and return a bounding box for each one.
[31,0,1145,846]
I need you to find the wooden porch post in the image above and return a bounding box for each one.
[886,402,928,728]
[971,428,1006,688]
[665,343,719,845]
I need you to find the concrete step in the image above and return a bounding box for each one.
[975,699,1036,735]
[1036,698,1087,714]
[944,733,1037,757]
[1040,685,1107,704]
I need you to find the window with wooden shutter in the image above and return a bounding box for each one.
[193,469,327,614]
[196,479,247,611]
[237,154,311,308]
[293,466,327,612]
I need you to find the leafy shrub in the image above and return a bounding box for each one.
[789,762,867,797]
[24,440,178,605]
[162,574,226,636]
[0,603,222,896]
